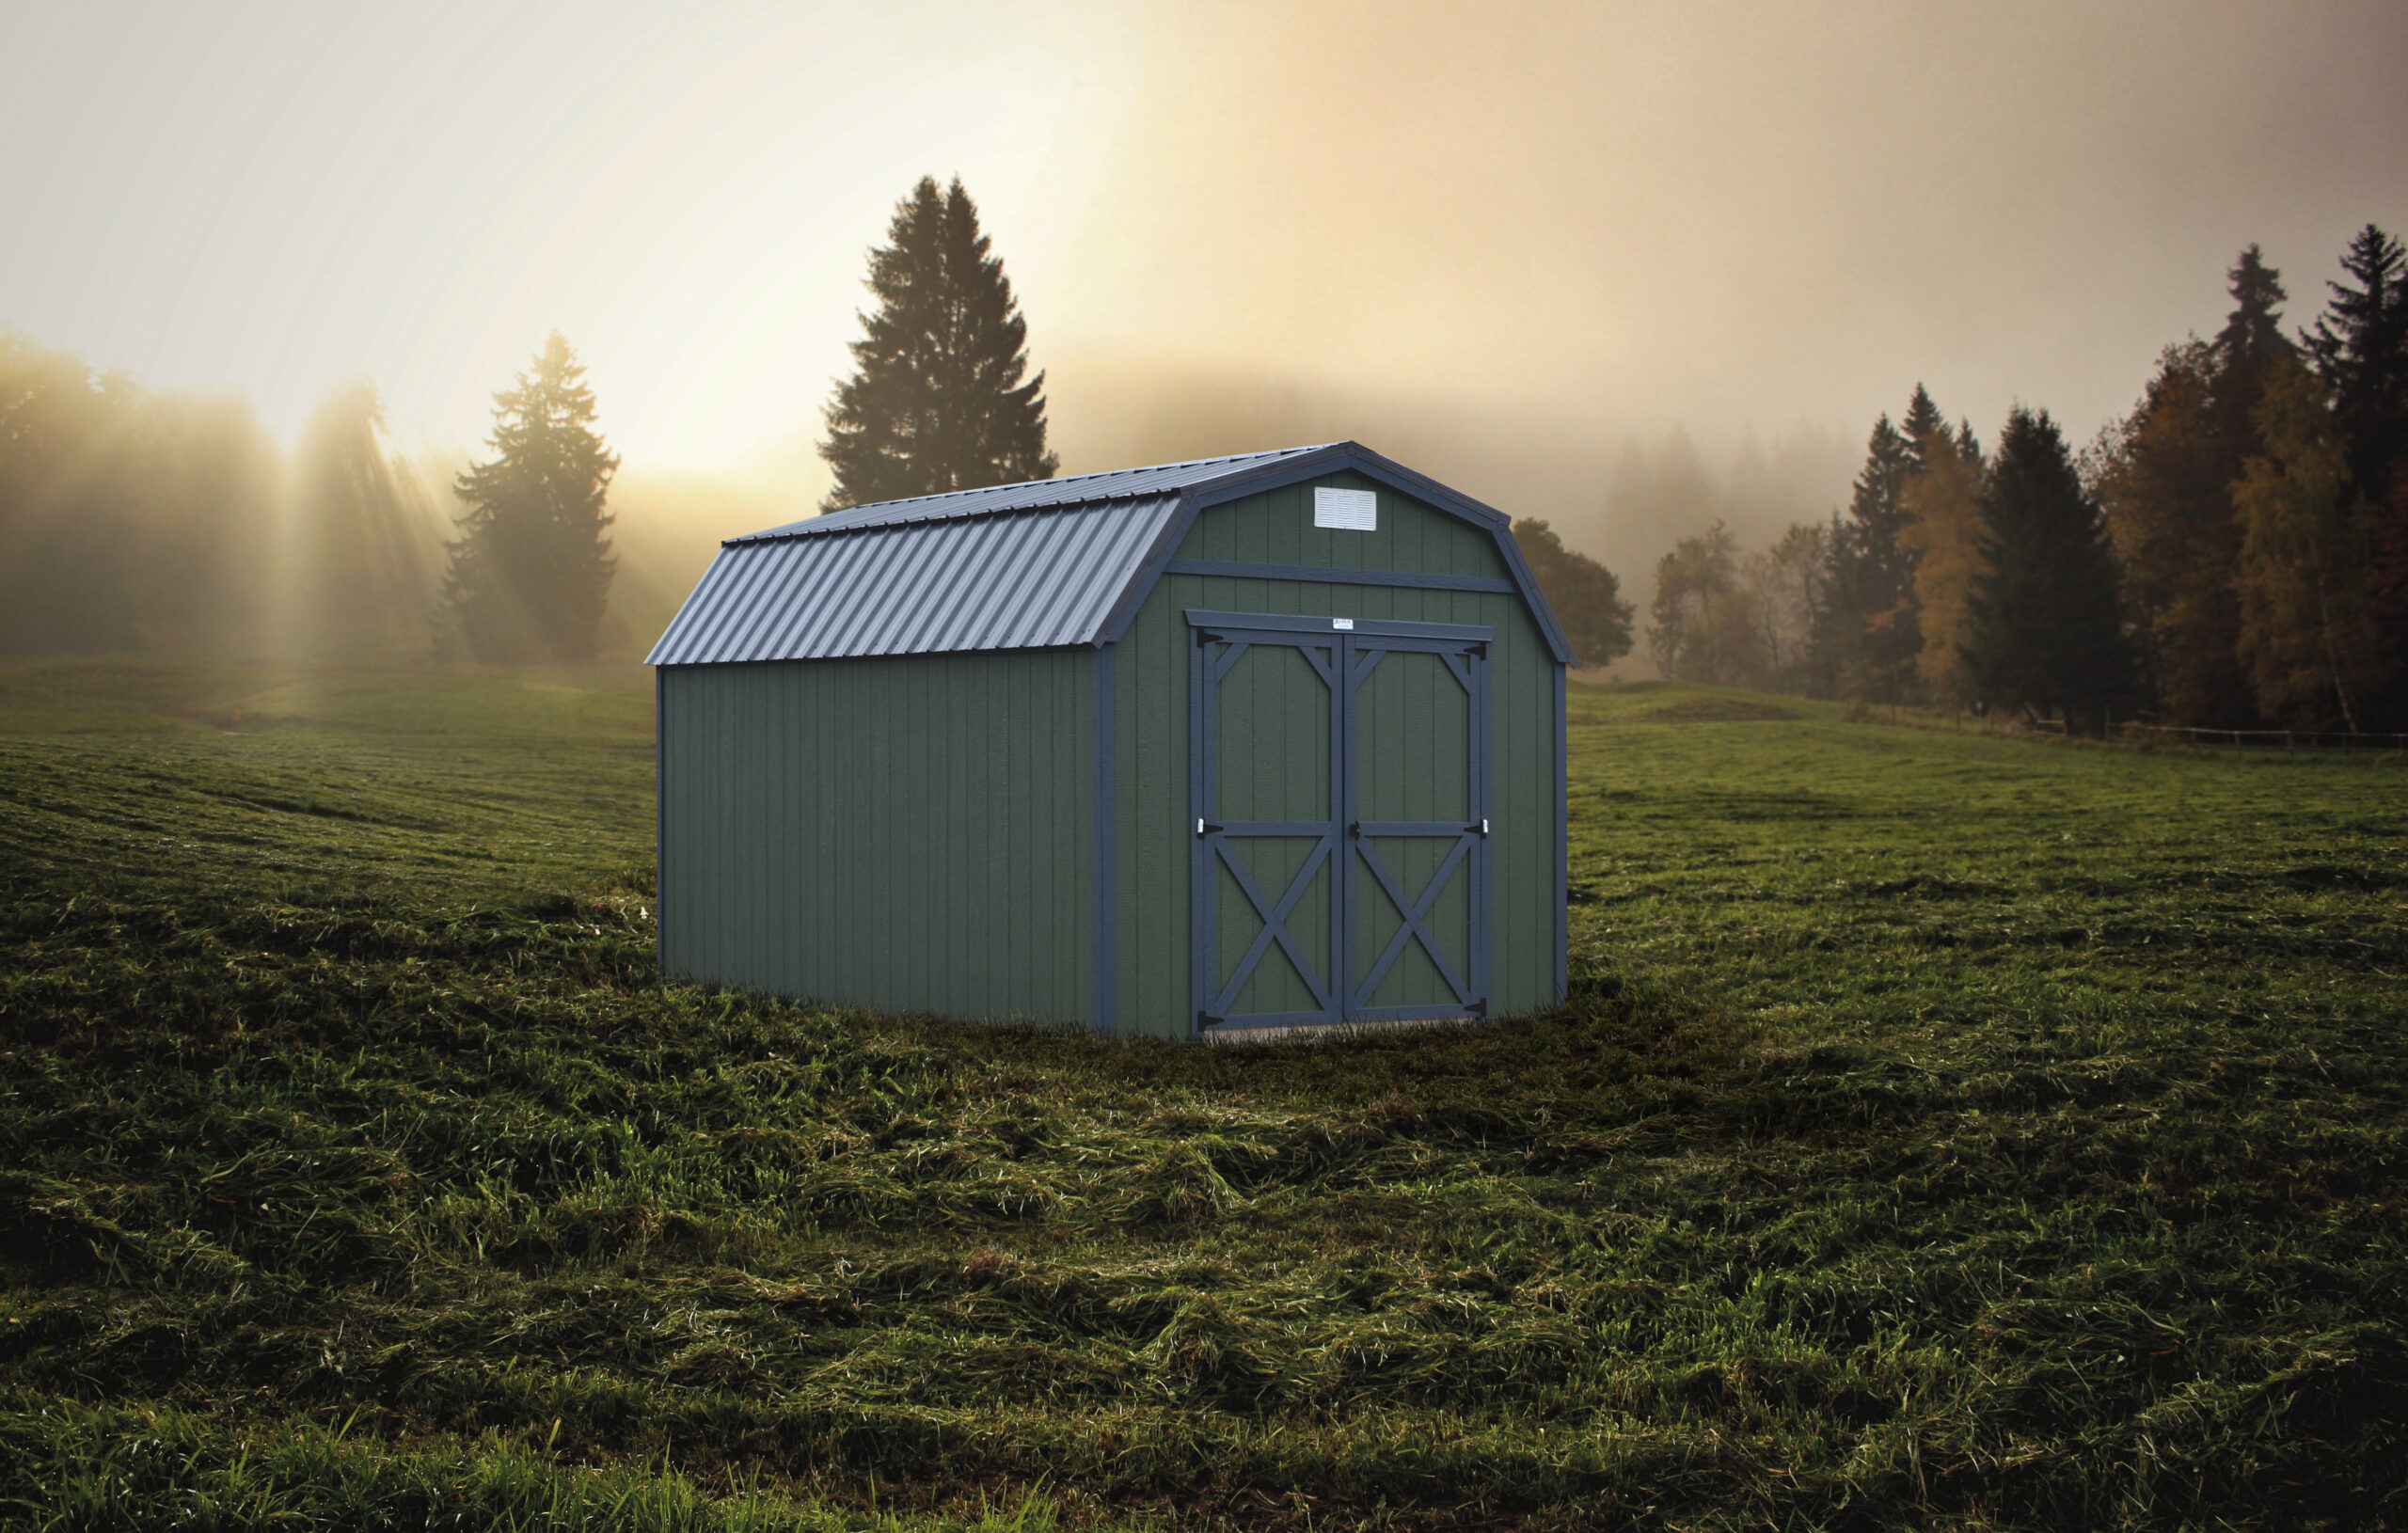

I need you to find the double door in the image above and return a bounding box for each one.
[1187,609,1492,1035]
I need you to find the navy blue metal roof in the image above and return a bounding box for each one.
[645,442,1574,666]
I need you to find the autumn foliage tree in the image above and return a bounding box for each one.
[1898,389,1986,705]
[2231,354,2381,729]
[820,177,1056,510]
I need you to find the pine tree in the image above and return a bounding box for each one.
[1961,406,2138,733]
[441,333,620,663]
[1809,414,1920,702]
[1512,518,1634,669]
[2232,353,2379,730]
[820,177,1056,510]
[2301,224,2408,725]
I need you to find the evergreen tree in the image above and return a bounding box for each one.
[1512,518,1634,668]
[820,176,1056,510]
[2232,353,2379,730]
[2300,224,2408,724]
[1809,414,1920,702]
[1961,407,2138,733]
[441,333,620,663]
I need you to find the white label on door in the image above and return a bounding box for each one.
[1313,486,1377,530]
[1331,617,1354,630]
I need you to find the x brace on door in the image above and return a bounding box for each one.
[1188,609,1493,1035]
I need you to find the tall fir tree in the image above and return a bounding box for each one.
[1961,406,2138,733]
[441,333,619,663]
[820,177,1056,511]
[1512,518,1634,669]
[1809,413,1920,702]
[2300,224,2408,725]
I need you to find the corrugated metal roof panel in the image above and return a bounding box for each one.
[728,444,1339,544]
[645,495,1183,665]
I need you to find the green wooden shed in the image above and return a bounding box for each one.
[646,442,1572,1039]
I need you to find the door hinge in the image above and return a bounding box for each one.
[1473,818,1488,836]
[1348,821,1361,838]
[1196,819,1222,836]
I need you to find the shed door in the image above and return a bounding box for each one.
[1190,612,1491,1035]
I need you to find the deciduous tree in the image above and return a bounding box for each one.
[1901,409,1986,704]
[2232,353,2381,731]
[1652,521,1765,686]
[289,383,437,658]
[1513,518,1634,669]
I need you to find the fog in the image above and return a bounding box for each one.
[0,1,2400,654]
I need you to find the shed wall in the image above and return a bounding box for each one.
[659,652,1092,1021]
[1110,472,1562,1037]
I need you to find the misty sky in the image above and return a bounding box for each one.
[4,0,2402,547]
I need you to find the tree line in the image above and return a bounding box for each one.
[1590,227,2408,735]
[0,329,623,664]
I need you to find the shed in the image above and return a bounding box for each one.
[645,442,1571,1039]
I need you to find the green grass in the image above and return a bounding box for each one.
[1,659,2401,1531]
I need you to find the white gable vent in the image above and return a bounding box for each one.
[1313,486,1377,531]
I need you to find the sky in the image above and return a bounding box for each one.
[2,0,2402,574]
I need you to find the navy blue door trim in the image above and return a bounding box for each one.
[1188,611,1490,1036]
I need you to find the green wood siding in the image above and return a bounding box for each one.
[1110,472,1561,1037]
[658,652,1092,1022]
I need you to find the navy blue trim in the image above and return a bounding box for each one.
[1097,445,1577,664]
[1164,558,1517,594]
[654,666,667,964]
[1192,615,1493,1034]
[1091,645,1117,1035]
[1554,662,1568,1004]
[1184,608,1493,643]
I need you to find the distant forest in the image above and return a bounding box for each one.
[1584,226,2408,736]
[3,213,2401,735]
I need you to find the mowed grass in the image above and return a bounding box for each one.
[0,659,2401,1532]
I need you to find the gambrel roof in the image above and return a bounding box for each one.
[644,442,1572,666]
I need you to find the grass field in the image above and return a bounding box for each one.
[1,659,2401,1531]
